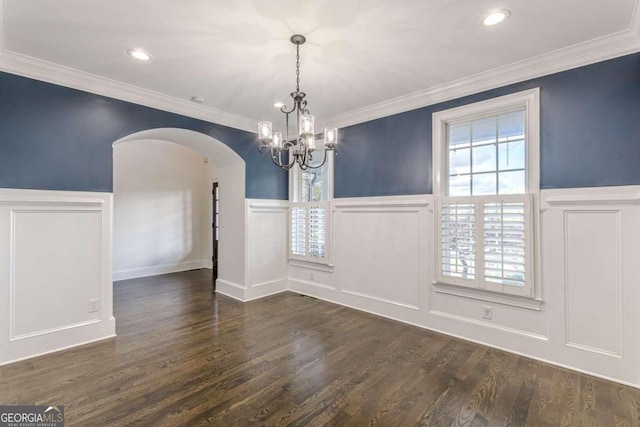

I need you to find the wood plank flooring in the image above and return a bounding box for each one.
[0,269,638,426]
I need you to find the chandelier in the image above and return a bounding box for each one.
[257,34,338,170]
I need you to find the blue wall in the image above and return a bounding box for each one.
[0,72,287,199]
[1,52,639,200]
[335,52,640,198]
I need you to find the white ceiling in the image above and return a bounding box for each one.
[2,0,639,128]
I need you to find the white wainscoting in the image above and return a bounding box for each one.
[0,189,115,365]
[541,186,640,386]
[288,188,640,388]
[289,195,433,328]
[217,199,288,302]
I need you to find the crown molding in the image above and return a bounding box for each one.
[0,0,638,134]
[0,0,255,132]
[317,22,640,130]
[0,49,256,132]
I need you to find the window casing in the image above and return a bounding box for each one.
[289,147,333,264]
[432,89,540,298]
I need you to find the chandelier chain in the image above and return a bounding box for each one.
[257,34,336,171]
[296,43,300,93]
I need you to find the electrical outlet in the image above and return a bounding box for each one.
[88,299,100,313]
[310,272,315,281]
[482,305,493,320]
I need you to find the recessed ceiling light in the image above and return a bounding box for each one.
[127,49,152,61]
[483,9,511,26]
[274,102,284,108]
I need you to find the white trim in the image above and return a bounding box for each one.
[215,279,246,301]
[341,289,420,311]
[432,88,541,299]
[0,333,116,367]
[565,341,622,359]
[432,281,543,311]
[432,88,541,197]
[1,0,638,134]
[0,2,254,133]
[288,277,336,291]
[288,260,335,272]
[545,194,640,206]
[0,49,256,132]
[0,0,639,135]
[317,24,640,130]
[10,319,101,342]
[113,260,210,281]
[251,278,286,289]
[243,287,287,302]
[429,310,548,341]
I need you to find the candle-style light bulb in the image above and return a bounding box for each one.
[299,114,315,138]
[258,121,273,145]
[324,128,338,149]
[273,132,283,150]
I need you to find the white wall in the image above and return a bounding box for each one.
[287,186,640,388]
[0,189,115,365]
[113,140,215,280]
[114,128,247,291]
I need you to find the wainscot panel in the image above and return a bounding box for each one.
[0,189,115,365]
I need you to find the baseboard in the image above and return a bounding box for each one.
[215,279,246,301]
[0,316,116,366]
[245,279,288,301]
[113,260,210,281]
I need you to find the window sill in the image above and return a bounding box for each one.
[289,258,334,272]
[432,281,543,311]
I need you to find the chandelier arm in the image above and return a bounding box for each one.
[282,152,297,169]
[269,147,283,167]
[270,148,291,169]
[303,149,329,169]
[280,104,296,114]
[276,146,297,169]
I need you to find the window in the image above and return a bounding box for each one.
[433,88,540,297]
[290,146,333,264]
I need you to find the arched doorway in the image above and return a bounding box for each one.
[112,128,246,290]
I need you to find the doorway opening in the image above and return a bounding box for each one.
[112,128,246,291]
[212,181,219,288]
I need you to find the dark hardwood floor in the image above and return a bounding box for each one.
[0,269,638,426]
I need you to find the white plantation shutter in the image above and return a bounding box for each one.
[290,206,306,256]
[290,202,329,262]
[309,205,327,258]
[289,147,333,264]
[440,201,476,284]
[482,195,531,294]
[437,195,532,296]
